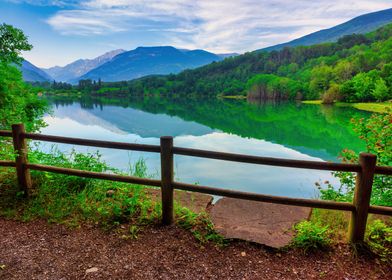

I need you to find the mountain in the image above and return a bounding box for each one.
[77,46,223,82]
[19,60,52,82]
[261,8,392,51]
[120,22,392,101]
[43,49,125,82]
[217,53,239,59]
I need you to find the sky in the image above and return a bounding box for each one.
[1,0,391,68]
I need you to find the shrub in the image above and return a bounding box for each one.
[292,221,331,252]
[366,220,392,262]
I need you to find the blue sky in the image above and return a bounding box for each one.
[1,0,391,68]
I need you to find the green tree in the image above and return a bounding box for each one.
[372,78,390,101]
[0,23,46,131]
[0,23,32,64]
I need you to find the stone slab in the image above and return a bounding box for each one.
[145,188,213,213]
[210,198,312,248]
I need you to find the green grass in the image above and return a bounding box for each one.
[0,148,223,243]
[338,102,392,113]
[301,100,323,104]
[299,209,392,262]
[292,220,332,253]
[302,100,392,113]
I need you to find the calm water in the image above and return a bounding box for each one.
[37,96,369,199]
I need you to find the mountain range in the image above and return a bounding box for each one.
[43,49,125,82]
[20,8,392,84]
[76,46,223,83]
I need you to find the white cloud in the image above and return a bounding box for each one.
[43,0,392,52]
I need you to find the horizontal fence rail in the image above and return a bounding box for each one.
[27,163,162,187]
[24,133,161,153]
[1,123,392,244]
[173,146,363,172]
[0,160,16,167]
[172,181,356,211]
[0,130,12,137]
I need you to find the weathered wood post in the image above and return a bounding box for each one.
[348,152,377,243]
[160,136,174,225]
[11,123,33,196]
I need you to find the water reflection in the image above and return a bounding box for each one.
[38,95,369,198]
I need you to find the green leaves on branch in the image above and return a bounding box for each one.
[0,23,32,65]
[0,23,46,131]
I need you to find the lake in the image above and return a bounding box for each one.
[38,95,370,199]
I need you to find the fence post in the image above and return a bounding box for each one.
[11,123,33,197]
[160,136,174,225]
[348,152,377,243]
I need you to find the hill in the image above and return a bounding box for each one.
[261,8,392,51]
[43,49,125,82]
[77,46,222,82]
[92,23,392,103]
[19,60,52,82]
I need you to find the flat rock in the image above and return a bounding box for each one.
[210,198,312,248]
[145,188,213,213]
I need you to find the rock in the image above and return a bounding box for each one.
[86,267,99,273]
[210,198,311,248]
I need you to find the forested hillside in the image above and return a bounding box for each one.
[111,24,392,102]
[260,8,392,51]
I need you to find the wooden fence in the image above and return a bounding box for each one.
[1,123,392,243]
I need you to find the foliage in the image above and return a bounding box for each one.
[322,110,392,206]
[372,78,390,101]
[0,63,47,131]
[175,206,225,245]
[366,220,392,262]
[0,23,32,64]
[310,209,349,241]
[292,221,332,252]
[0,23,47,132]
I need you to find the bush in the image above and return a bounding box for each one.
[292,221,331,252]
[366,220,392,262]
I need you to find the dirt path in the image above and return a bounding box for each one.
[0,218,390,279]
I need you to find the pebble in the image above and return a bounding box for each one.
[86,267,99,273]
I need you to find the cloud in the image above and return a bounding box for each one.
[6,0,81,7]
[40,0,392,52]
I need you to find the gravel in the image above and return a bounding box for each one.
[0,218,390,279]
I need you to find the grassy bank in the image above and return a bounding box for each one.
[302,100,392,113]
[0,149,223,244]
[0,142,390,259]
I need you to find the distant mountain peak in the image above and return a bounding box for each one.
[43,49,126,82]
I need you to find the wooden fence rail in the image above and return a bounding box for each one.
[1,123,392,244]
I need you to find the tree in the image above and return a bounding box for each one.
[372,78,390,101]
[0,23,32,64]
[0,23,46,132]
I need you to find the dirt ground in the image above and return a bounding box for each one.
[0,218,391,280]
